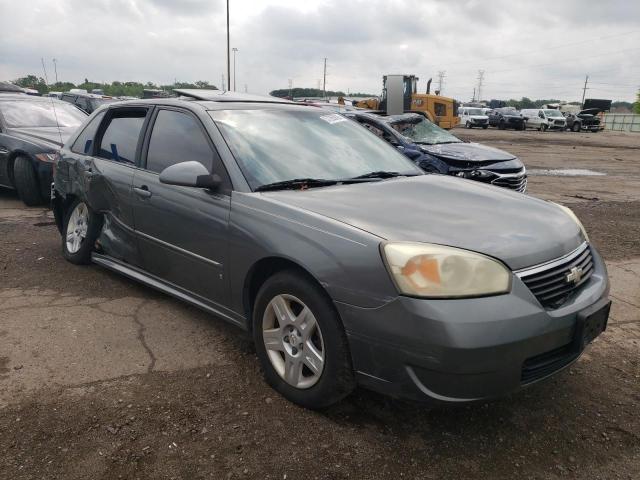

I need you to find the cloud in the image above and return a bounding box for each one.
[0,0,638,101]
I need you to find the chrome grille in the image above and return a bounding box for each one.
[491,172,527,192]
[516,243,594,309]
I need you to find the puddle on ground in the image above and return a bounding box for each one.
[528,169,606,177]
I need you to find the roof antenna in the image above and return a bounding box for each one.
[41,57,64,146]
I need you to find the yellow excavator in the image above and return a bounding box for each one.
[354,75,459,129]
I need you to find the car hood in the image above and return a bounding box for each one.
[6,126,76,149]
[579,108,601,116]
[419,142,516,162]
[261,175,582,270]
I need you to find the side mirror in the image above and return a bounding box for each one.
[159,161,221,189]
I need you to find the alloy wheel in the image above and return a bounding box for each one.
[262,294,325,389]
[66,202,89,254]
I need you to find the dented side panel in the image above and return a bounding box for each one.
[55,152,142,266]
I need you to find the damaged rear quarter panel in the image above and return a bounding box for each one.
[55,151,141,265]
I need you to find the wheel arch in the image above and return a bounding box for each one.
[242,256,333,333]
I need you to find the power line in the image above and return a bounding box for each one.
[483,47,640,75]
[442,29,640,68]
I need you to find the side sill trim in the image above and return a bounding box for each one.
[91,253,246,329]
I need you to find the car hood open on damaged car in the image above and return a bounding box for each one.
[260,175,583,271]
[419,142,516,163]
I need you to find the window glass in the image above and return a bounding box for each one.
[0,100,87,128]
[97,110,146,164]
[71,110,106,154]
[146,110,213,174]
[434,102,447,116]
[209,108,421,190]
[75,97,90,112]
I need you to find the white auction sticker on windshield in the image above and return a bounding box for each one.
[319,113,348,124]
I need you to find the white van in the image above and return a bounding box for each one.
[521,109,567,131]
[458,107,489,129]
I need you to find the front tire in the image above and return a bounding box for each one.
[253,270,355,409]
[540,124,547,132]
[62,198,102,264]
[572,123,580,132]
[465,121,471,129]
[14,156,43,206]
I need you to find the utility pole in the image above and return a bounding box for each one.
[581,75,589,108]
[472,87,476,102]
[221,74,225,92]
[477,70,485,102]
[52,58,58,84]
[232,47,238,91]
[226,0,230,92]
[288,78,293,99]
[437,70,446,94]
[322,58,327,99]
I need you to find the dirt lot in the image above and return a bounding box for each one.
[1,129,639,479]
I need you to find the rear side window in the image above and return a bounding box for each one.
[145,109,213,174]
[97,110,147,164]
[71,110,106,154]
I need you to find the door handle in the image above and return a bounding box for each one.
[134,185,152,199]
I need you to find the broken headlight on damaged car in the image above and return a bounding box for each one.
[382,242,511,298]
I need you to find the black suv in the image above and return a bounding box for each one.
[61,92,117,114]
[0,94,87,204]
[488,108,526,130]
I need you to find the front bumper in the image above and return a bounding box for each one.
[337,247,610,403]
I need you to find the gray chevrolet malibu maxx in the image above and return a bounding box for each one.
[52,90,610,408]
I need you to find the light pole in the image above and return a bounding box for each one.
[232,47,238,91]
[226,0,230,92]
[52,58,58,84]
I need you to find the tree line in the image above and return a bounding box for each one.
[11,75,217,97]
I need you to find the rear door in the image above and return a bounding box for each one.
[85,106,151,265]
[131,107,232,307]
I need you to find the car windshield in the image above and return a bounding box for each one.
[387,116,462,145]
[544,110,563,117]
[209,108,422,190]
[0,100,87,128]
[466,108,484,115]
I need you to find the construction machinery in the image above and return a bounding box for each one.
[354,75,459,129]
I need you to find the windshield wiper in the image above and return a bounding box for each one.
[349,171,402,180]
[255,178,337,192]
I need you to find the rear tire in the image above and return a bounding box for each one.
[62,198,103,265]
[14,156,43,206]
[482,125,488,129]
[252,270,355,409]
[465,121,471,129]
[540,124,547,132]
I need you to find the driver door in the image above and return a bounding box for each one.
[131,107,232,307]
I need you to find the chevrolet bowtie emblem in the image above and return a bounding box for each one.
[566,266,584,284]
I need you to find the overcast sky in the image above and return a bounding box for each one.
[1,0,639,102]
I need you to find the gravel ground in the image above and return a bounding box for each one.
[1,129,639,479]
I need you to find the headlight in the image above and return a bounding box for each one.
[381,242,511,298]
[553,203,589,242]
